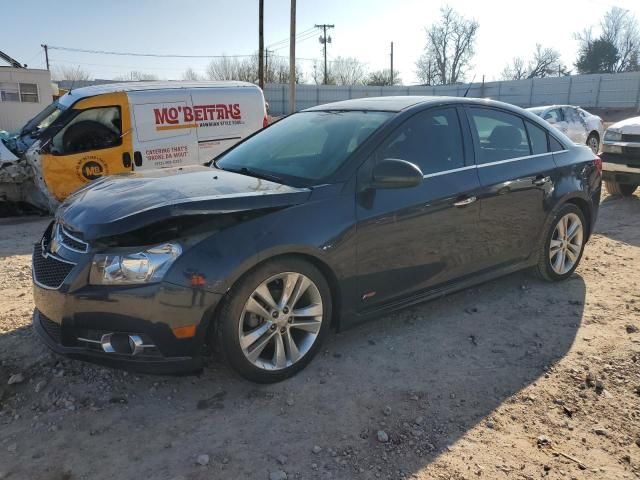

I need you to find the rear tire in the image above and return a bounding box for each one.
[586,132,599,154]
[535,204,587,282]
[604,180,637,197]
[213,258,332,383]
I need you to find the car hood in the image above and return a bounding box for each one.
[608,116,640,135]
[57,165,311,240]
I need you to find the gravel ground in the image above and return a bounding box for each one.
[0,193,639,480]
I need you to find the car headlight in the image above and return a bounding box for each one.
[90,243,182,285]
[604,129,622,142]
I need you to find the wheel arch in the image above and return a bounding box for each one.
[203,251,343,347]
[564,196,592,240]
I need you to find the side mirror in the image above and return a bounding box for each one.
[370,158,423,189]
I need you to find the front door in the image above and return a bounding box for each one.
[40,92,133,201]
[465,106,557,269]
[355,106,481,310]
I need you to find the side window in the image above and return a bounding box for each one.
[543,109,564,123]
[549,136,565,152]
[525,121,549,155]
[378,108,464,175]
[468,108,530,164]
[52,107,122,155]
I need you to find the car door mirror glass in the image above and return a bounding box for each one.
[371,158,423,189]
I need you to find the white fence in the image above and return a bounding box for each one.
[264,71,640,115]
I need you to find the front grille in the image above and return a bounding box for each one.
[32,241,75,289]
[622,134,640,143]
[59,226,88,252]
[39,313,62,344]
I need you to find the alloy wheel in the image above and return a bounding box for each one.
[588,136,599,154]
[238,272,323,371]
[549,212,584,275]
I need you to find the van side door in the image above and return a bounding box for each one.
[129,90,199,169]
[39,92,133,201]
[190,87,265,163]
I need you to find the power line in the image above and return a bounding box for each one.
[46,45,255,59]
[271,30,319,52]
[267,26,316,49]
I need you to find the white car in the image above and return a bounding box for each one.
[600,116,640,196]
[528,105,604,153]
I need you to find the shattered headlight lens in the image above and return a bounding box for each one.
[90,243,182,285]
[604,129,622,142]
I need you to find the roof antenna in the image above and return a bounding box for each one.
[463,74,476,97]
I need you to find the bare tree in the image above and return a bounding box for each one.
[182,67,202,81]
[415,6,479,85]
[500,45,567,80]
[51,65,91,82]
[330,57,368,85]
[599,7,639,72]
[115,71,159,81]
[500,57,527,80]
[265,55,304,84]
[367,69,402,86]
[311,60,333,85]
[206,56,257,82]
[527,44,568,77]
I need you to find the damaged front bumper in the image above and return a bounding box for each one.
[31,225,223,374]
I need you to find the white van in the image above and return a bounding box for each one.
[0,81,267,207]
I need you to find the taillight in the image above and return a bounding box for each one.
[593,156,602,174]
[263,115,269,128]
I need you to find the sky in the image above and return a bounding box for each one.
[2,0,640,85]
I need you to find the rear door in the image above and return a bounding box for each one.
[465,106,556,269]
[191,87,266,163]
[564,107,588,144]
[355,106,482,310]
[129,90,199,170]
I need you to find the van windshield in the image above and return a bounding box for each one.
[20,101,66,137]
[215,110,392,186]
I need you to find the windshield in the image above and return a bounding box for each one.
[20,101,66,136]
[528,107,545,116]
[215,110,392,185]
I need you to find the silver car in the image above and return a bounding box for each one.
[528,105,604,154]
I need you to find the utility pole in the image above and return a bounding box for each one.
[288,0,296,114]
[315,24,334,85]
[390,42,394,85]
[41,44,49,70]
[265,48,270,83]
[258,0,264,89]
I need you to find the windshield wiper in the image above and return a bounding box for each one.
[225,166,285,184]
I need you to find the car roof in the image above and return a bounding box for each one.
[304,96,532,113]
[60,80,259,101]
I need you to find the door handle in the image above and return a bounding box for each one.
[453,196,477,207]
[533,175,551,186]
[133,151,142,167]
[122,152,132,169]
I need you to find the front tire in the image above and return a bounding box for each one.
[604,180,637,197]
[214,258,332,383]
[535,204,587,282]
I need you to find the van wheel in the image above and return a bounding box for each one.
[213,258,332,383]
[535,204,586,282]
[604,180,637,197]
